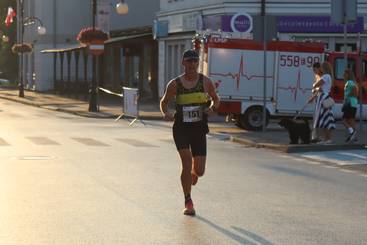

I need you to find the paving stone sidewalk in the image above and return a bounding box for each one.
[0,87,366,153]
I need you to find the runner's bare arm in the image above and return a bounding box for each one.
[160,80,176,121]
[204,77,220,112]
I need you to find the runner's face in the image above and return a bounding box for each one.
[183,59,199,75]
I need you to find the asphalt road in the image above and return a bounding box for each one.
[0,99,367,245]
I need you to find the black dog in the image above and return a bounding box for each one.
[278,118,311,144]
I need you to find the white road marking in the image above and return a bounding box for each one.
[339,169,358,174]
[298,150,367,166]
[322,165,338,169]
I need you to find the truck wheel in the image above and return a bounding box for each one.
[238,106,269,131]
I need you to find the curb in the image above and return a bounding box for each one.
[230,136,289,152]
[230,135,366,153]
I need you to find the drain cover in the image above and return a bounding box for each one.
[16,156,56,160]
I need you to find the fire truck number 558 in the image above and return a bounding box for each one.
[279,55,320,68]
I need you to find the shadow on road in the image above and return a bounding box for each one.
[196,215,274,245]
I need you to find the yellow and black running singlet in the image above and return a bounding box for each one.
[174,74,209,129]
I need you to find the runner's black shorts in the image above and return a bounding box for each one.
[342,106,357,119]
[172,124,207,156]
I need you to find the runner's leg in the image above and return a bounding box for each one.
[178,149,196,215]
[191,133,207,185]
[178,149,193,197]
[192,156,206,176]
[192,156,206,185]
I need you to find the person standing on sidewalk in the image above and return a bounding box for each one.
[308,62,323,143]
[160,49,220,216]
[342,68,358,142]
[312,61,336,144]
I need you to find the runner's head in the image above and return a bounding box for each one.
[182,49,199,75]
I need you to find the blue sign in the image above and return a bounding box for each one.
[219,14,253,33]
[230,13,253,33]
[277,16,364,33]
[153,20,168,40]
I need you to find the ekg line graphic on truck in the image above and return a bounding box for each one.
[277,69,311,101]
[209,54,274,90]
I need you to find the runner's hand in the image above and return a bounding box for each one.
[163,112,174,121]
[204,106,216,116]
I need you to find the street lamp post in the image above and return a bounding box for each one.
[18,0,46,97]
[19,0,25,97]
[88,0,98,112]
[88,0,129,112]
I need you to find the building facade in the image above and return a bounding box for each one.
[156,0,367,98]
[20,0,159,99]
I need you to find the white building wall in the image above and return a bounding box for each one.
[22,0,159,92]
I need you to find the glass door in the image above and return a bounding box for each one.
[165,40,189,84]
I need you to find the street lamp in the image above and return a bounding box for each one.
[18,0,46,97]
[88,0,129,112]
[2,35,9,43]
[116,0,129,15]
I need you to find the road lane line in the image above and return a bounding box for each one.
[71,137,110,146]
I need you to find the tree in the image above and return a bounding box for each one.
[0,1,18,82]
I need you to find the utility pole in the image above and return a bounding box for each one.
[18,0,25,97]
[88,0,98,112]
[261,0,267,132]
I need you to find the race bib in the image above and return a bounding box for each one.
[183,106,203,123]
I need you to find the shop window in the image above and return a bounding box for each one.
[335,43,356,52]
[334,58,355,80]
[166,41,188,83]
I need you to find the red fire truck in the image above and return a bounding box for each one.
[200,37,366,130]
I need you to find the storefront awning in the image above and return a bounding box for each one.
[41,45,86,54]
[104,33,152,44]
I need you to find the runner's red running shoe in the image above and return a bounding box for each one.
[183,199,196,216]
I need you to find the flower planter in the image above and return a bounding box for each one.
[77,27,109,46]
[12,43,33,54]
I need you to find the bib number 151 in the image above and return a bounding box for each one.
[183,106,203,123]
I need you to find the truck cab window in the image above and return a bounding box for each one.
[334,58,355,80]
[335,43,356,52]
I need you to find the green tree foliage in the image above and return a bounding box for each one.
[0,0,18,81]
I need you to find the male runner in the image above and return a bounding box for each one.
[160,49,220,215]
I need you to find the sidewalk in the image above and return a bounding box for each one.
[0,87,366,153]
[0,87,162,119]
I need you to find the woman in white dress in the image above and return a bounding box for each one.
[309,62,322,143]
[312,61,336,144]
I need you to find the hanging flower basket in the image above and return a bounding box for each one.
[11,43,33,54]
[77,27,109,45]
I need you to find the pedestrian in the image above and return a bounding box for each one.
[311,61,336,144]
[160,49,220,216]
[342,68,358,142]
[308,62,322,143]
